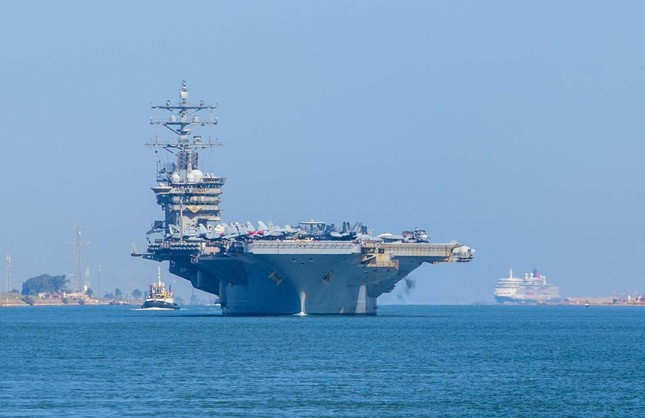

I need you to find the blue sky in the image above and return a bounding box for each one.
[2,1,644,303]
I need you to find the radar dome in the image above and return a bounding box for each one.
[191,169,204,183]
[171,172,181,183]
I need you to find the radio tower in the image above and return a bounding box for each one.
[5,255,11,305]
[70,225,89,293]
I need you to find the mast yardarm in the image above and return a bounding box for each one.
[146,82,226,241]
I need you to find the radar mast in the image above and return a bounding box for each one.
[146,82,226,242]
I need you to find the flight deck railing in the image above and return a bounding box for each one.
[247,241,361,254]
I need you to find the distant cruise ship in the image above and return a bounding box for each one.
[495,269,560,304]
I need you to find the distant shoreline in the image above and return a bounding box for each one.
[4,300,645,308]
[0,297,140,308]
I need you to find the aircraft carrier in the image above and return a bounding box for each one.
[135,83,474,315]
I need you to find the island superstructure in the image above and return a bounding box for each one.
[135,83,474,315]
[495,269,560,304]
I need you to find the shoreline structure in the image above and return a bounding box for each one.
[2,294,644,307]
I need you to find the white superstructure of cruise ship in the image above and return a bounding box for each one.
[495,269,560,304]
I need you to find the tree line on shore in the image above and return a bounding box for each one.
[18,274,143,300]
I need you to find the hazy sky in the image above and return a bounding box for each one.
[2,1,644,303]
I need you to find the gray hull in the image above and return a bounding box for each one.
[164,241,468,315]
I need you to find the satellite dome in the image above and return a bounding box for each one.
[171,172,181,183]
[191,169,204,182]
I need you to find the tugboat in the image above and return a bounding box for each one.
[142,267,180,310]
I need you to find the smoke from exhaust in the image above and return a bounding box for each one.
[397,276,417,301]
[404,276,416,294]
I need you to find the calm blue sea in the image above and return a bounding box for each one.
[1,305,644,417]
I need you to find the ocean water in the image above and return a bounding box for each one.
[1,305,644,417]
